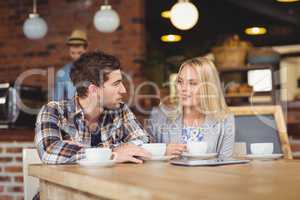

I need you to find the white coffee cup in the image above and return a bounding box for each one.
[250,143,274,155]
[85,148,112,162]
[142,143,166,156]
[187,141,207,155]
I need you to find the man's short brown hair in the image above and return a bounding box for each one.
[70,51,121,97]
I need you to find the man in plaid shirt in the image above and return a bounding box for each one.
[35,51,151,164]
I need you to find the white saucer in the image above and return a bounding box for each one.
[181,152,218,159]
[146,155,175,161]
[245,154,283,160]
[77,159,115,167]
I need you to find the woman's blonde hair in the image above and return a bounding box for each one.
[161,57,229,120]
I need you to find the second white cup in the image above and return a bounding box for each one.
[250,143,274,155]
[85,148,112,162]
[142,143,166,156]
[187,141,208,155]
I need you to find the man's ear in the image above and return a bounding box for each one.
[87,84,99,96]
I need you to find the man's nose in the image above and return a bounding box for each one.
[119,83,127,94]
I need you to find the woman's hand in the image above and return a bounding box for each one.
[166,144,186,156]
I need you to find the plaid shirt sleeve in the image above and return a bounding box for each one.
[120,104,150,146]
[35,102,85,164]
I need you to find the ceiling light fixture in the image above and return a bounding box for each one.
[170,0,199,30]
[276,0,300,3]
[161,10,171,19]
[93,0,120,33]
[23,0,48,40]
[161,34,182,42]
[245,27,267,35]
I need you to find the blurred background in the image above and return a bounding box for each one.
[1,1,300,198]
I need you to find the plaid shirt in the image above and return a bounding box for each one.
[35,98,149,164]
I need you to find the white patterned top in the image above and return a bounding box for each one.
[148,107,235,158]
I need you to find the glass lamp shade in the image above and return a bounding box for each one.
[23,13,48,40]
[170,1,199,30]
[93,5,120,33]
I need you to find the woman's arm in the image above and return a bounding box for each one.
[218,115,235,158]
[146,108,160,143]
[148,108,186,155]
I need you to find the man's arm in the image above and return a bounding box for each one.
[35,103,85,164]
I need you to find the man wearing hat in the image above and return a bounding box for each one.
[54,29,88,101]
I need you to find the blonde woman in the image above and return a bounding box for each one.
[148,57,235,158]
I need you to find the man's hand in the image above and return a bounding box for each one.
[113,143,152,164]
[63,140,83,147]
[166,144,186,156]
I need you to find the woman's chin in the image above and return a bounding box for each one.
[181,102,196,107]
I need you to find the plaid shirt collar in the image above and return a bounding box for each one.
[74,96,85,118]
[71,96,122,125]
[60,97,123,147]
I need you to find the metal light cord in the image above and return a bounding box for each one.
[33,0,37,13]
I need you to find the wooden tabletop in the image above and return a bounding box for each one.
[29,160,300,200]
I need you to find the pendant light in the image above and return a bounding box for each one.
[170,0,199,30]
[23,0,48,40]
[161,34,182,42]
[93,0,120,33]
[245,27,267,35]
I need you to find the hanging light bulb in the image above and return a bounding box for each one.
[23,0,48,40]
[170,0,199,30]
[93,0,120,33]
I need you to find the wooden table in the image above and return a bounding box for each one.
[29,160,300,200]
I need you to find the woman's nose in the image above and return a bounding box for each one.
[181,83,188,91]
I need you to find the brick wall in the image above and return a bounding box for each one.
[0,0,146,199]
[0,0,146,91]
[0,142,34,200]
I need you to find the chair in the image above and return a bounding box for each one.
[229,105,293,159]
[23,148,42,200]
